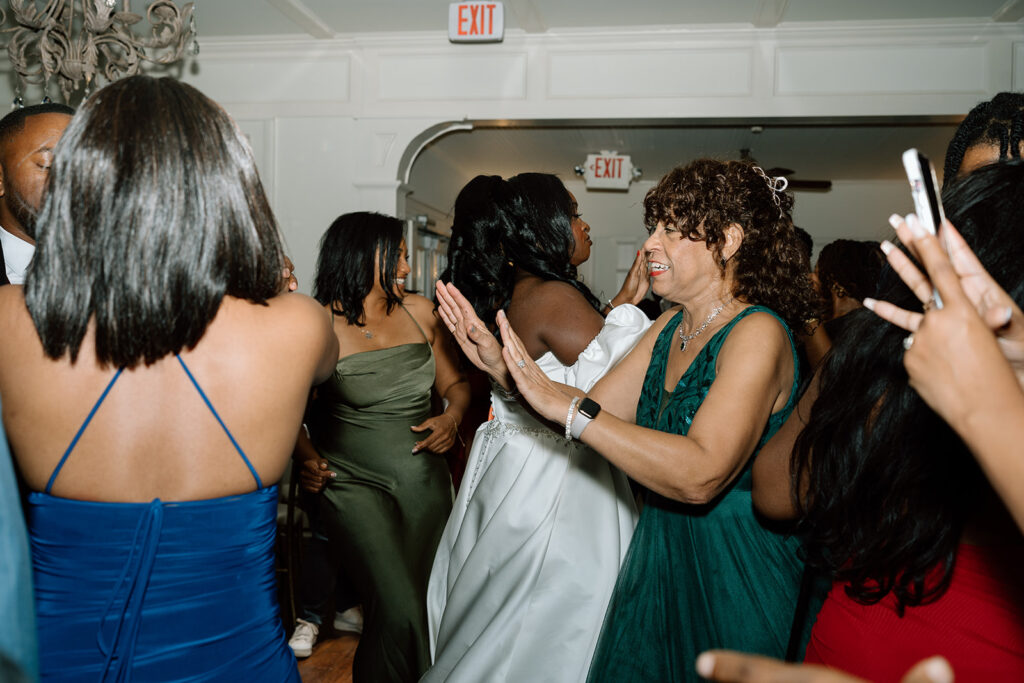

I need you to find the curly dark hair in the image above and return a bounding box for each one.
[793,160,1024,612]
[643,159,818,330]
[943,91,1024,188]
[815,239,885,306]
[441,172,600,327]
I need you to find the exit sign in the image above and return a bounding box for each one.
[583,152,635,191]
[449,2,504,43]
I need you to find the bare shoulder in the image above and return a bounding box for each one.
[719,309,792,364]
[401,292,441,332]
[229,293,333,350]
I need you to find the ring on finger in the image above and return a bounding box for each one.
[516,359,526,368]
[902,333,915,351]
[922,297,936,312]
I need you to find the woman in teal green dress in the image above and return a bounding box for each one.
[294,212,470,683]
[436,160,821,682]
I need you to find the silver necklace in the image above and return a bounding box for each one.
[678,304,724,351]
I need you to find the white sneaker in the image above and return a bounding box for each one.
[288,618,319,658]
[333,606,363,634]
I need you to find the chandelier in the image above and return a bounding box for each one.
[0,0,198,102]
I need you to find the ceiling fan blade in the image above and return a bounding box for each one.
[764,166,795,177]
[787,179,833,191]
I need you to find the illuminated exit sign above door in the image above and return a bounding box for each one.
[449,2,504,43]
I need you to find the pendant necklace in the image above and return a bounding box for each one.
[678,304,725,351]
[363,329,373,339]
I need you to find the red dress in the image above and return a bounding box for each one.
[805,543,1024,682]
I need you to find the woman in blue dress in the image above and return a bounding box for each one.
[0,76,337,681]
[437,159,820,682]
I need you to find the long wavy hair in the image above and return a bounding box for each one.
[312,212,404,325]
[441,172,600,327]
[793,160,1024,611]
[643,159,819,330]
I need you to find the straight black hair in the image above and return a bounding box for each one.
[25,76,284,368]
[312,211,405,325]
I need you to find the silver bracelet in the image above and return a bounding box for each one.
[564,396,581,440]
[489,377,520,401]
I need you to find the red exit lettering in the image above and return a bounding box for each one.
[593,157,623,178]
[458,3,498,36]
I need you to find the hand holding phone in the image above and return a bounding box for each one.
[902,148,946,308]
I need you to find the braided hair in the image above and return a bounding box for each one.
[943,92,1024,187]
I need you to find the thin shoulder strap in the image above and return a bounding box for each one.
[399,301,431,346]
[176,356,264,489]
[46,368,125,493]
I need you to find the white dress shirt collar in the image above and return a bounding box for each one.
[0,224,34,285]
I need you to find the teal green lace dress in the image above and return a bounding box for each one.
[587,306,805,683]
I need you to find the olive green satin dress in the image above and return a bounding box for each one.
[307,307,453,683]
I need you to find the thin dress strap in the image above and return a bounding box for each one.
[176,356,264,489]
[46,368,125,493]
[399,301,432,348]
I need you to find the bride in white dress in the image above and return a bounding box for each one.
[423,173,651,682]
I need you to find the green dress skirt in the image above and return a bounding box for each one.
[307,326,453,683]
[587,306,805,682]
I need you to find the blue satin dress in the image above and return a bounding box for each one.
[28,357,300,682]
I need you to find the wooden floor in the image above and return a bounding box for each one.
[297,629,358,683]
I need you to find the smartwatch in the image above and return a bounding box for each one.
[570,397,602,439]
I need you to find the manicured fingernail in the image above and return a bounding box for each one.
[330,472,337,478]
[1000,307,1013,326]
[906,213,928,238]
[862,297,877,311]
[695,652,715,678]
[880,240,895,255]
[922,657,953,683]
[888,213,903,229]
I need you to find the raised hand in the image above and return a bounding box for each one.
[610,249,650,308]
[865,215,1024,388]
[497,310,578,424]
[435,281,510,386]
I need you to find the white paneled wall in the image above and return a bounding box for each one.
[0,22,1018,292]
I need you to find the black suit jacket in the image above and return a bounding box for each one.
[0,238,8,286]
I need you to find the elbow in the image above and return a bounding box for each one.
[663,476,727,506]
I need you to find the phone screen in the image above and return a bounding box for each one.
[902,148,946,234]
[901,148,945,308]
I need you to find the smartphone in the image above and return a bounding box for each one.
[901,148,945,308]
[901,148,946,235]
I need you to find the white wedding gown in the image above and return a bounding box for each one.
[423,305,651,683]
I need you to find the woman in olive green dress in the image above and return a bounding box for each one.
[437,160,821,682]
[296,212,470,683]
